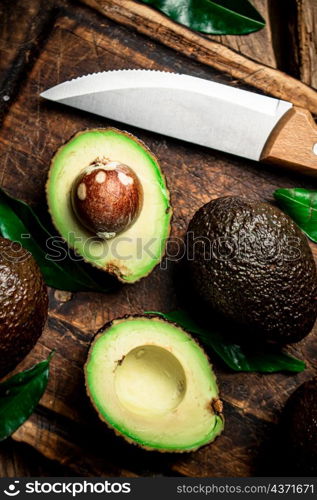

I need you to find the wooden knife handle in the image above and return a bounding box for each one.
[261,107,317,175]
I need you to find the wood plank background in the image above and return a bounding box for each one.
[0,0,317,477]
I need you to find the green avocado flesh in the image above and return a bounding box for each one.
[85,316,224,452]
[47,129,171,283]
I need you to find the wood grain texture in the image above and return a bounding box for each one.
[0,0,58,122]
[0,439,74,477]
[0,0,43,83]
[261,107,317,175]
[79,0,317,114]
[1,5,317,477]
[209,0,277,68]
[296,0,317,89]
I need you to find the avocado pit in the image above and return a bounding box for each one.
[71,158,143,239]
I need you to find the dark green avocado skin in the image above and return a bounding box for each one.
[282,377,317,475]
[0,238,48,378]
[187,196,317,344]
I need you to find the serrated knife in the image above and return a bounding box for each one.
[41,70,317,175]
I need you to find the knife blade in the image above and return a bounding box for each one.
[41,70,317,175]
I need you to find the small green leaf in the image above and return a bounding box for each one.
[0,353,53,441]
[274,188,317,243]
[0,188,115,292]
[140,0,265,35]
[146,310,306,373]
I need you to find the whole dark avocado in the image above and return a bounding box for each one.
[187,196,317,344]
[0,237,48,378]
[281,377,317,475]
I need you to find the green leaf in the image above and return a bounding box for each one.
[140,0,265,35]
[0,188,115,292]
[0,353,53,441]
[146,310,306,373]
[274,188,317,243]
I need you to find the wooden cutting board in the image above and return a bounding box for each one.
[0,2,317,477]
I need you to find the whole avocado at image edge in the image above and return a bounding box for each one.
[0,237,48,378]
[46,128,172,283]
[281,377,317,475]
[187,196,317,344]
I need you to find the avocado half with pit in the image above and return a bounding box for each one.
[46,129,172,283]
[85,315,224,452]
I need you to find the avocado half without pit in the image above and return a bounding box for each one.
[85,315,224,452]
[46,128,172,283]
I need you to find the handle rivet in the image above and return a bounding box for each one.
[313,143,317,155]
